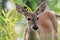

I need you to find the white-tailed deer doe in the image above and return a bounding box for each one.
[16,1,60,40]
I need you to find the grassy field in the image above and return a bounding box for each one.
[58,24,60,40]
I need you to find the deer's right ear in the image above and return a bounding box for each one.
[16,4,27,15]
[16,4,23,13]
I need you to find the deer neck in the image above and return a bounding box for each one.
[28,27,39,40]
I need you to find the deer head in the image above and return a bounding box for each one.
[16,1,46,31]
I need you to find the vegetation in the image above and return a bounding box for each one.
[0,0,60,40]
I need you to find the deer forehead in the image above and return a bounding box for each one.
[25,12,37,18]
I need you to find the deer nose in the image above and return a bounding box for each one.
[33,25,38,30]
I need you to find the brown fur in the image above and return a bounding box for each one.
[16,1,60,40]
[24,10,58,40]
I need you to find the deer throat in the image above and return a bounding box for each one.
[28,28,39,40]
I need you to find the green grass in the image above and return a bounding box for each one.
[58,24,60,40]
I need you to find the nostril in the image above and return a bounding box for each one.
[33,26,38,30]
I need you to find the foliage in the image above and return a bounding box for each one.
[46,0,60,13]
[0,0,60,40]
[0,8,23,40]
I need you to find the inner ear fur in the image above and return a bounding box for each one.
[35,1,46,15]
[16,4,23,13]
[16,4,28,15]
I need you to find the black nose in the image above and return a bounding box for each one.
[33,25,38,30]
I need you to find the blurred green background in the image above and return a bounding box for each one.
[0,0,60,40]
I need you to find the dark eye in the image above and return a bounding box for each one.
[37,17,39,20]
[28,18,31,21]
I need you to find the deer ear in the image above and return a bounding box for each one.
[16,4,27,15]
[36,1,46,15]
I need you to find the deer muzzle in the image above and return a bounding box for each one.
[33,25,38,30]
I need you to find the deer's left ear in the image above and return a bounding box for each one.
[35,1,46,15]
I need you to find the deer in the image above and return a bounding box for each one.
[16,1,60,40]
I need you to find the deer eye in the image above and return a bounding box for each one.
[37,17,39,20]
[28,18,31,21]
